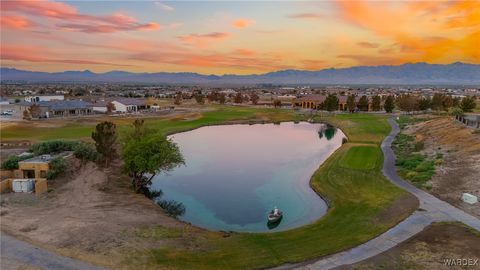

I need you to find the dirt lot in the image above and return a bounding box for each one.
[404,116,480,218]
[0,159,200,268]
[337,223,480,270]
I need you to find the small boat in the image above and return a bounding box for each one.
[267,207,283,223]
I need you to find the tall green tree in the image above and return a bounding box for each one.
[219,93,226,104]
[323,94,339,112]
[346,94,356,113]
[357,95,369,111]
[371,95,381,111]
[460,96,476,112]
[92,121,117,167]
[431,93,445,111]
[125,119,154,141]
[384,95,395,113]
[122,135,184,193]
[234,92,244,104]
[396,94,419,112]
[418,97,431,111]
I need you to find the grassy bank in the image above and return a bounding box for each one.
[119,110,413,269]
[1,107,416,269]
[392,116,439,189]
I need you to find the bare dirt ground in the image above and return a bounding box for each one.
[0,159,199,268]
[404,116,480,218]
[336,223,480,270]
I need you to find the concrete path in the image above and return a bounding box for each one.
[0,233,103,270]
[276,117,480,270]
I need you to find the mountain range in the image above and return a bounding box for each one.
[1,62,479,85]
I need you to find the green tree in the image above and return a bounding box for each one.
[460,96,476,112]
[125,119,154,141]
[194,93,205,104]
[174,92,182,105]
[234,92,244,104]
[418,97,431,111]
[371,95,381,111]
[29,104,41,118]
[431,93,445,111]
[273,99,282,108]
[91,121,117,167]
[323,94,339,112]
[357,95,369,111]
[219,93,226,104]
[122,135,184,193]
[106,102,115,114]
[449,107,464,117]
[346,94,356,113]
[396,94,419,112]
[442,95,454,111]
[250,93,259,105]
[384,95,395,113]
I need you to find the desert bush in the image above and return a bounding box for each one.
[46,157,67,180]
[1,154,34,170]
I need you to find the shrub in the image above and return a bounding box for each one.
[1,154,34,170]
[414,141,424,152]
[46,157,67,180]
[30,140,78,155]
[73,143,98,162]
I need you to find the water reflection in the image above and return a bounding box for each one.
[151,122,345,232]
[318,125,337,140]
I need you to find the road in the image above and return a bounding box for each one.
[275,117,480,270]
[0,233,103,270]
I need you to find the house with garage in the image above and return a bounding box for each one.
[110,98,149,113]
[14,100,93,118]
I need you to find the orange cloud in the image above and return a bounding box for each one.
[1,0,158,33]
[356,42,379,49]
[288,13,322,20]
[334,0,480,64]
[1,15,36,29]
[1,45,131,66]
[232,19,253,29]
[178,32,230,48]
[233,49,257,57]
[301,59,325,70]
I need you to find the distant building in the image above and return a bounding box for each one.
[14,100,93,118]
[24,95,64,102]
[293,94,372,111]
[111,98,149,113]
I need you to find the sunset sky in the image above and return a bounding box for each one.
[1,0,479,74]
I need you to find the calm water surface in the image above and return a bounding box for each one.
[151,122,345,232]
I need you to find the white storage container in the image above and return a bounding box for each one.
[462,193,478,205]
[12,179,35,193]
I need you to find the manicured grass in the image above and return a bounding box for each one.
[339,146,379,170]
[124,142,408,270]
[2,107,413,270]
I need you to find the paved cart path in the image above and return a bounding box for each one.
[275,117,480,270]
[0,233,103,270]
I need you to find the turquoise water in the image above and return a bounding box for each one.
[151,122,345,232]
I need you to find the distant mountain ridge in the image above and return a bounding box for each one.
[1,62,479,85]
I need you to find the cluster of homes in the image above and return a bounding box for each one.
[12,95,150,119]
[293,94,374,111]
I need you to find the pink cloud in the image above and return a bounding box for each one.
[178,32,230,48]
[232,18,254,29]
[1,45,131,66]
[1,15,36,29]
[1,0,159,33]
[288,13,323,20]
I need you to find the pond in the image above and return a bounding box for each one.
[151,122,345,232]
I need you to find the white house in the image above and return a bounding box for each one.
[111,98,148,113]
[25,95,64,102]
